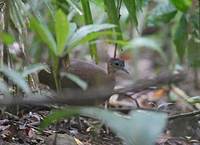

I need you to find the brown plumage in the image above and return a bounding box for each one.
[38,58,127,90]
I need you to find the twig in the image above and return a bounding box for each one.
[168,110,200,120]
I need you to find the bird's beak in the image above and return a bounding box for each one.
[121,68,129,74]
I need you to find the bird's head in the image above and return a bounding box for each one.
[107,58,129,74]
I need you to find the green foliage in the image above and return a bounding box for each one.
[188,37,200,67]
[80,0,97,62]
[123,0,138,25]
[9,0,28,33]
[103,0,123,41]
[187,96,200,104]
[41,107,167,145]
[66,0,82,15]
[67,24,116,52]
[0,66,31,94]
[55,9,70,56]
[147,2,177,26]
[81,108,167,145]
[40,107,80,129]
[170,0,192,12]
[30,8,116,90]
[81,0,93,25]
[22,63,48,77]
[0,32,15,45]
[187,7,200,67]
[125,37,166,62]
[30,10,116,57]
[60,72,88,90]
[30,16,57,55]
[0,80,11,96]
[173,14,188,62]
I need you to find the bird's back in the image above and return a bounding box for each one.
[63,60,115,89]
[38,60,115,90]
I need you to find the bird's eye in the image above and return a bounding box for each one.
[115,62,119,66]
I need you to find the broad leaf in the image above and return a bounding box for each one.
[0,32,15,45]
[81,0,93,24]
[81,108,167,145]
[68,24,115,51]
[126,37,166,62]
[123,0,138,25]
[40,107,80,129]
[0,66,31,94]
[0,80,10,96]
[9,0,27,33]
[188,36,200,67]
[30,16,57,55]
[148,2,177,25]
[67,31,117,53]
[60,72,88,90]
[173,14,188,61]
[103,0,123,40]
[41,107,167,145]
[55,9,69,56]
[187,96,200,104]
[22,63,48,77]
[170,0,192,12]
[187,10,200,67]
[80,0,98,62]
[66,0,83,15]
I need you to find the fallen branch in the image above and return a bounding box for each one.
[168,110,200,120]
[116,71,186,93]
[0,71,186,106]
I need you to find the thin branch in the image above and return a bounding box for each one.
[168,110,200,120]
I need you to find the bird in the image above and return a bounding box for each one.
[38,58,128,91]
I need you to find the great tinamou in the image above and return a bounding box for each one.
[38,58,128,91]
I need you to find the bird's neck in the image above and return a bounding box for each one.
[107,64,116,82]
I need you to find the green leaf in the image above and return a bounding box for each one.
[68,24,116,51]
[187,10,200,68]
[0,80,10,96]
[136,0,147,11]
[187,96,200,104]
[55,9,69,56]
[187,36,200,67]
[126,37,167,63]
[80,0,98,62]
[9,0,27,33]
[40,107,80,129]
[66,0,83,15]
[41,107,167,145]
[0,32,15,45]
[68,23,77,38]
[0,66,31,94]
[123,0,138,26]
[67,31,116,53]
[81,0,93,24]
[173,14,188,61]
[30,16,57,55]
[90,0,104,8]
[22,63,48,77]
[170,0,192,12]
[148,2,177,25]
[60,72,88,90]
[81,108,167,145]
[103,0,123,40]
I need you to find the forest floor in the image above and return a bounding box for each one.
[0,64,200,145]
